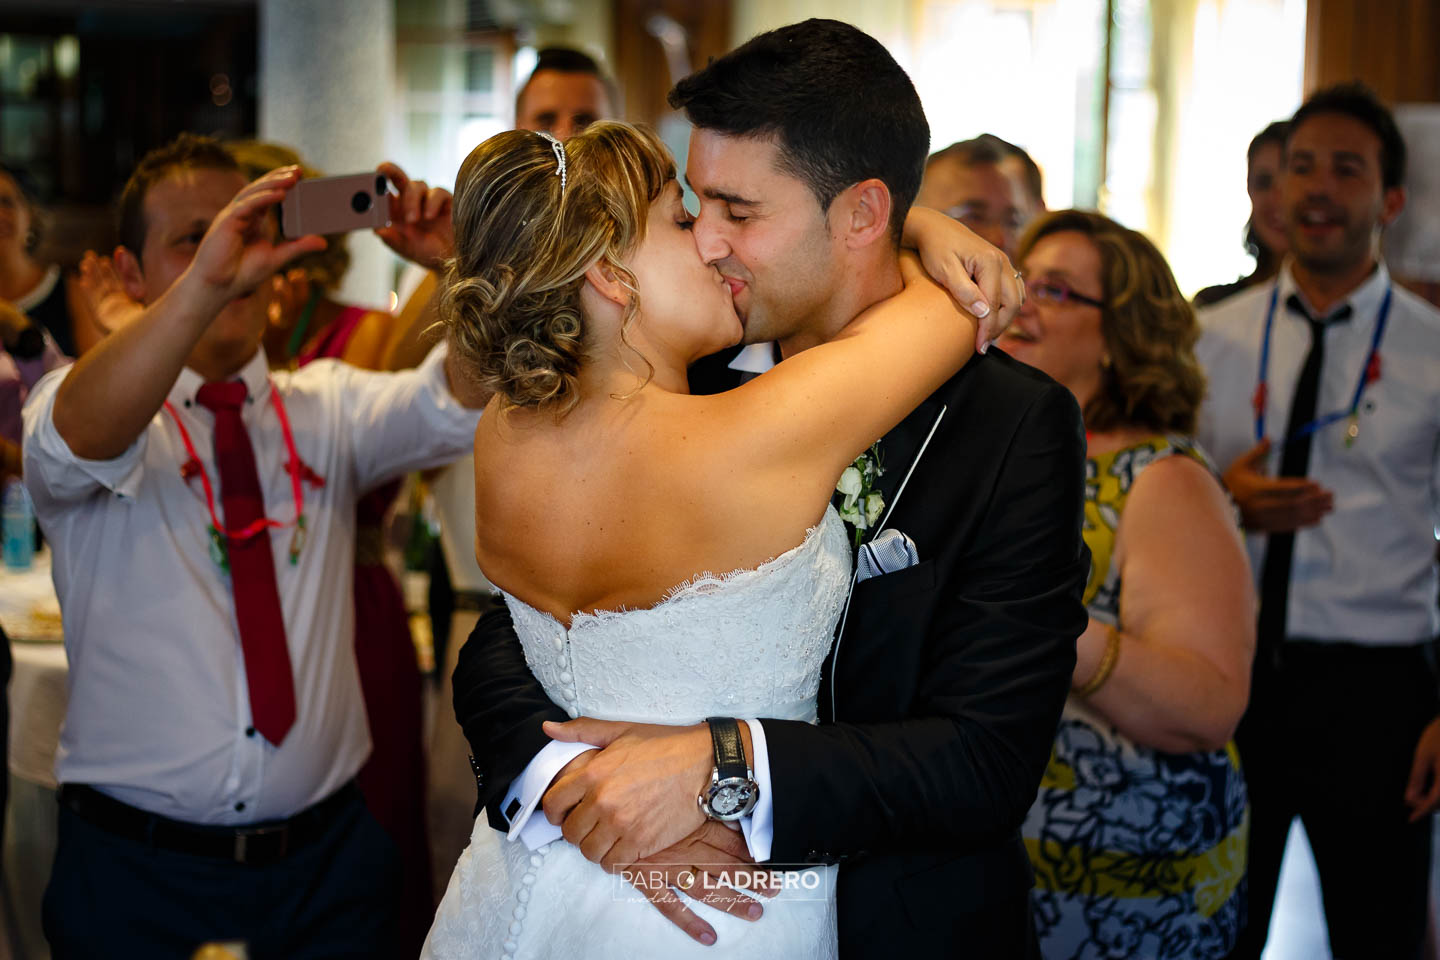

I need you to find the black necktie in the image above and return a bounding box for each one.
[1255,296,1352,649]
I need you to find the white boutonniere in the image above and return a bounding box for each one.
[836,442,885,547]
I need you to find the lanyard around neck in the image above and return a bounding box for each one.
[1252,282,1390,445]
[163,382,323,568]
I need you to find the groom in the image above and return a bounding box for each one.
[453,19,1088,956]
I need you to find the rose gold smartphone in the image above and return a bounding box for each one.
[280,172,391,237]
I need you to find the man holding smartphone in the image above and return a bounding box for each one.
[26,133,484,958]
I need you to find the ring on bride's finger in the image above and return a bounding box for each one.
[676,868,698,890]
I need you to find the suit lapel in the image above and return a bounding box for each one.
[871,395,945,529]
[823,395,949,721]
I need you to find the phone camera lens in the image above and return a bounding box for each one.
[351,191,372,214]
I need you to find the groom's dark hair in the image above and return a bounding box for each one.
[668,18,929,244]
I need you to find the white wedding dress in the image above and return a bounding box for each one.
[423,506,851,960]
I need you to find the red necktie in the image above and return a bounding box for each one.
[196,381,296,746]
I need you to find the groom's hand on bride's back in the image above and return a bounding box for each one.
[540,717,719,869]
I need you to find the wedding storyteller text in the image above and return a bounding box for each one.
[614,864,830,903]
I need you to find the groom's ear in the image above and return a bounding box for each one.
[833,178,893,251]
[583,259,629,308]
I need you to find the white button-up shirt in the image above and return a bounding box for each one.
[22,345,480,823]
[1195,263,1440,645]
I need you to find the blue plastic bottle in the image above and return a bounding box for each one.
[3,479,34,570]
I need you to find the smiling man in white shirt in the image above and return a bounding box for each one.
[1195,84,1440,960]
[24,134,483,959]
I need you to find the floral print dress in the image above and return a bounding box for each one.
[1022,435,1249,960]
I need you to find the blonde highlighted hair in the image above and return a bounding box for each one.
[444,121,676,414]
[1017,209,1206,434]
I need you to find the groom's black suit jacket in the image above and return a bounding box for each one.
[452,344,1089,958]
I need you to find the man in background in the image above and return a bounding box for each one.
[29,134,480,957]
[917,137,1024,259]
[979,133,1047,230]
[1195,83,1440,959]
[514,46,617,140]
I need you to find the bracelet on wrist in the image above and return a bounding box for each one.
[1075,624,1121,698]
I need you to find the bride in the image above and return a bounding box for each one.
[423,122,985,959]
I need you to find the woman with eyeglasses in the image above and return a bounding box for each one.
[997,210,1256,959]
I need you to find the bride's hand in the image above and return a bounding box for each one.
[902,205,1023,350]
[625,821,779,946]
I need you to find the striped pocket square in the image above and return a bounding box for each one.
[856,529,919,582]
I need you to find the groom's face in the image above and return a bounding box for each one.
[686,129,840,345]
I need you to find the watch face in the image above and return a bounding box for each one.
[710,778,755,817]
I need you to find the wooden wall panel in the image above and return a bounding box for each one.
[1306,0,1440,102]
[611,0,732,127]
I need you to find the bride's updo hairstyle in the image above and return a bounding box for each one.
[444,121,675,414]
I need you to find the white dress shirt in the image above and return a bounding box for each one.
[1195,263,1440,644]
[22,345,480,823]
[504,344,784,860]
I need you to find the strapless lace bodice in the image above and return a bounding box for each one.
[504,505,852,726]
[424,508,850,960]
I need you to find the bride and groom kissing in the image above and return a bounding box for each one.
[426,18,1090,960]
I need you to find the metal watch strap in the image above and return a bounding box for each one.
[705,717,747,779]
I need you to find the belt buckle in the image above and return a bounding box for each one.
[233,823,288,865]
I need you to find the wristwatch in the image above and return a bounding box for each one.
[697,717,760,821]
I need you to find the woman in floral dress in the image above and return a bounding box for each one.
[996,210,1255,959]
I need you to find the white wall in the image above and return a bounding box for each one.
[258,0,398,310]
[733,0,911,52]
[729,0,1103,213]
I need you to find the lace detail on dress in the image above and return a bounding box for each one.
[424,507,849,959]
[504,507,851,725]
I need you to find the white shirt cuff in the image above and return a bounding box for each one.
[738,718,773,863]
[500,739,598,851]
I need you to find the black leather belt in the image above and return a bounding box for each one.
[59,782,358,867]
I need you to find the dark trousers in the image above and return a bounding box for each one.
[1228,640,1439,960]
[43,785,401,959]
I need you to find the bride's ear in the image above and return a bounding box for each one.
[583,260,629,308]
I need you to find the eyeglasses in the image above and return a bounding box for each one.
[943,204,1023,233]
[1026,277,1105,309]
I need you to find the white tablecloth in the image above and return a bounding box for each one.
[9,641,66,789]
[1,550,64,960]
[0,549,62,643]
[1,549,67,789]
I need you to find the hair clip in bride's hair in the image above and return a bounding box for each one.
[536,131,567,193]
